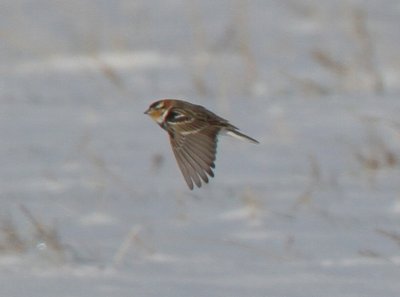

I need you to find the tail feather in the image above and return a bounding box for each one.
[225,129,259,144]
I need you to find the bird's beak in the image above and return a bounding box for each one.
[144,108,149,115]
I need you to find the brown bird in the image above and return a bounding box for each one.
[145,99,259,190]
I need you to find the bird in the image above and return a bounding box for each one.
[144,99,259,190]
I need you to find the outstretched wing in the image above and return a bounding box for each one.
[169,126,219,190]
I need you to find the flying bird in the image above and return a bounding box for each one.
[144,99,259,190]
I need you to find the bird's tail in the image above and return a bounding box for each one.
[224,129,259,144]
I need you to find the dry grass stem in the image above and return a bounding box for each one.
[351,7,384,94]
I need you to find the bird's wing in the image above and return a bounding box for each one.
[169,126,219,190]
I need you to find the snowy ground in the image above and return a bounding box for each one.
[1,1,400,296]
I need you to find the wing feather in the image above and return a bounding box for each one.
[183,137,216,174]
[170,144,194,190]
[180,147,209,183]
[169,126,219,189]
[170,137,203,188]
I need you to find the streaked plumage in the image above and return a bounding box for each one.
[144,99,259,190]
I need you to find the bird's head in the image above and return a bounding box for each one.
[144,99,174,124]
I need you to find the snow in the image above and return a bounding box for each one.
[1,0,400,296]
